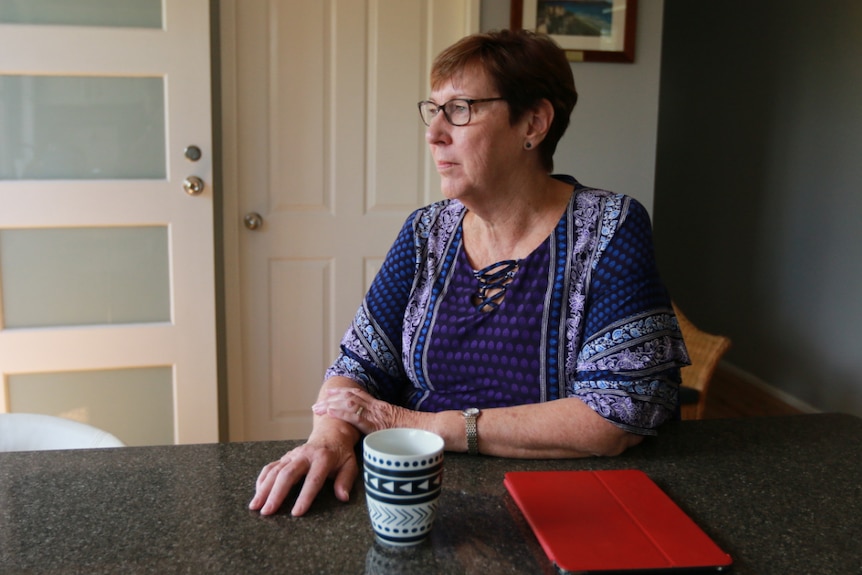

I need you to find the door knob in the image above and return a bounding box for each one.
[183,176,205,196]
[244,212,264,230]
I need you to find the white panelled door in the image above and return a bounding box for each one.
[222,0,479,441]
[0,1,218,445]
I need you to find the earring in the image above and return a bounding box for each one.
[524,141,533,149]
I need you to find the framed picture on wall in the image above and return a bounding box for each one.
[511,0,637,63]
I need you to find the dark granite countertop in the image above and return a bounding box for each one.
[1,413,860,574]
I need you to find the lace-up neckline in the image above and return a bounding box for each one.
[472,259,520,312]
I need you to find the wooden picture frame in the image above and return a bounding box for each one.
[511,0,637,63]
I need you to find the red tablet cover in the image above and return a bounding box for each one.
[504,470,733,573]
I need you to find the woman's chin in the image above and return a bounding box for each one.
[439,181,468,201]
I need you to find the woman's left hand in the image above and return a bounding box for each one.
[312,387,410,435]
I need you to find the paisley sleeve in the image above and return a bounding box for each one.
[323,211,419,403]
[568,198,690,435]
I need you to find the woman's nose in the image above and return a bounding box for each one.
[425,113,450,145]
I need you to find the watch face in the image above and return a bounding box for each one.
[463,407,480,417]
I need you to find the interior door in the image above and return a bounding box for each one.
[222,0,479,441]
[0,0,218,446]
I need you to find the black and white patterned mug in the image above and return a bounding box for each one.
[363,428,444,546]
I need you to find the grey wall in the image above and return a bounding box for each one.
[481,0,664,213]
[653,1,862,416]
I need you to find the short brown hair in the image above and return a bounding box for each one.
[431,29,577,172]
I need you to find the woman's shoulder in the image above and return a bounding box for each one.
[410,198,466,236]
[555,175,649,224]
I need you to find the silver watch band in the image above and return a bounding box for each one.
[463,408,480,455]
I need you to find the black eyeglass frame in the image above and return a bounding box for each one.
[417,97,506,127]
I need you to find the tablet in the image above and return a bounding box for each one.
[504,469,733,574]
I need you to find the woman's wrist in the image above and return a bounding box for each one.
[421,410,465,452]
[309,411,361,448]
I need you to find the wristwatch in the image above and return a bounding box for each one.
[461,407,481,455]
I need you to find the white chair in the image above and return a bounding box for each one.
[0,413,125,452]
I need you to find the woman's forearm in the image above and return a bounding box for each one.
[315,386,642,459]
[414,397,642,459]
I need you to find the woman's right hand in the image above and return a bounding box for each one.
[249,376,364,516]
[249,429,360,517]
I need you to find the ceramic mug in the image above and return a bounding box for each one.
[363,428,444,546]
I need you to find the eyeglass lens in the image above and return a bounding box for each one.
[419,99,472,127]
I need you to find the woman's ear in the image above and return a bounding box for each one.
[524,98,555,145]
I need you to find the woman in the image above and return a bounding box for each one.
[250,29,688,517]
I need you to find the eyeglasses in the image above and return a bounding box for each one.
[417,97,506,127]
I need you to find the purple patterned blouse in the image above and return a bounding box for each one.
[325,176,689,435]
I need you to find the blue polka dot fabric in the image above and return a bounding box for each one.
[584,199,668,336]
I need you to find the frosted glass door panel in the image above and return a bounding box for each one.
[8,367,174,446]
[0,0,218,445]
[0,0,162,28]
[0,227,170,328]
[0,76,165,180]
